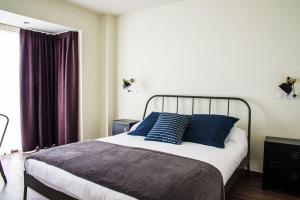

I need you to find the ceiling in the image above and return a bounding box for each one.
[0,10,74,34]
[67,0,182,15]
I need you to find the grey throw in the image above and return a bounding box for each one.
[27,141,224,200]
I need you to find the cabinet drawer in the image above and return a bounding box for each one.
[265,143,287,159]
[265,143,300,165]
[112,123,130,135]
[285,145,300,164]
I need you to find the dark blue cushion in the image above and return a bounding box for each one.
[145,113,191,144]
[128,112,161,136]
[183,114,239,148]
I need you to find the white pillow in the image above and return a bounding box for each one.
[130,121,142,131]
[225,126,247,144]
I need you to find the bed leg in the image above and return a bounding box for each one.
[23,185,27,200]
[247,163,250,177]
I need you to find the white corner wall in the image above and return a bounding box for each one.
[117,0,300,172]
[100,15,118,136]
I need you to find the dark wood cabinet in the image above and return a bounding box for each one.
[112,119,139,135]
[263,136,300,193]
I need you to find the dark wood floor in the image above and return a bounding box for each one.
[227,173,300,200]
[0,153,299,200]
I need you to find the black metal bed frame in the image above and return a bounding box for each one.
[24,94,251,200]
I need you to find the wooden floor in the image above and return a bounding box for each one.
[0,153,44,200]
[227,173,300,200]
[0,153,299,200]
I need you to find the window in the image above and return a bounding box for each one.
[0,25,21,154]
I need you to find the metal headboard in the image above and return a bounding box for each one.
[143,94,251,170]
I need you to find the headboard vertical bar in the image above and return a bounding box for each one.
[227,99,230,116]
[247,110,251,172]
[209,98,211,114]
[162,97,165,112]
[192,98,194,114]
[176,97,179,113]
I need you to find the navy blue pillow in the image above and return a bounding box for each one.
[128,112,161,136]
[183,114,239,148]
[145,113,191,144]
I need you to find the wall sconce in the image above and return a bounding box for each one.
[279,77,297,98]
[123,78,135,92]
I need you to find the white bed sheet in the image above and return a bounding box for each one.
[25,127,248,200]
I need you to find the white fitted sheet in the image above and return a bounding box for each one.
[25,127,248,200]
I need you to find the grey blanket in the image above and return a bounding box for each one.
[27,141,224,200]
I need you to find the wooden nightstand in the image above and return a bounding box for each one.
[263,136,300,192]
[112,119,139,135]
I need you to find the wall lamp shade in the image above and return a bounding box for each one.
[278,77,297,97]
[123,78,135,92]
[279,82,293,95]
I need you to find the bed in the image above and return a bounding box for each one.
[23,95,251,200]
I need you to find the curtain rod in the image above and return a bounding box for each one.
[0,22,73,35]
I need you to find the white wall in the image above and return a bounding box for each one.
[99,15,118,136]
[117,0,300,172]
[0,0,111,140]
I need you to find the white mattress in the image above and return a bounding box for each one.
[25,127,248,200]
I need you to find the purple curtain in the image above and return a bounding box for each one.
[20,29,78,151]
